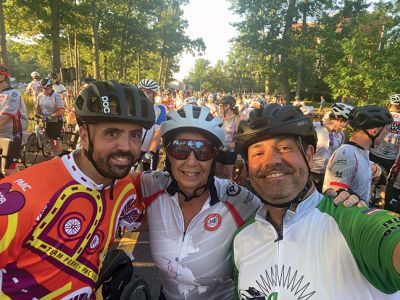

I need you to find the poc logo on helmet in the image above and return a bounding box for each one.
[101,96,111,114]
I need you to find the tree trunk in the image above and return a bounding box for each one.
[66,29,73,67]
[90,0,100,79]
[158,55,165,88]
[50,0,61,71]
[74,31,79,95]
[163,56,170,88]
[279,0,297,101]
[136,52,141,84]
[104,54,108,80]
[0,0,7,65]
[295,1,308,100]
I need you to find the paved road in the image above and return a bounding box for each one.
[117,232,161,299]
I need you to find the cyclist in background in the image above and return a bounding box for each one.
[323,105,393,205]
[48,72,67,96]
[0,80,154,299]
[0,64,28,176]
[233,104,400,300]
[205,93,219,117]
[369,95,400,202]
[300,105,315,119]
[311,103,353,192]
[138,78,166,170]
[26,71,42,103]
[216,95,240,180]
[385,150,400,213]
[35,78,65,156]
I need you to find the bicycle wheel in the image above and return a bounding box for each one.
[41,136,53,158]
[120,278,151,300]
[23,133,39,166]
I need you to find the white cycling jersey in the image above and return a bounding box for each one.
[311,122,346,173]
[233,191,400,300]
[134,171,260,300]
[370,112,400,161]
[141,104,166,152]
[323,144,372,203]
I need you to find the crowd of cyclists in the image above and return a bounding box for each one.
[0,62,399,300]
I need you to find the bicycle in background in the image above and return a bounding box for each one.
[22,116,52,166]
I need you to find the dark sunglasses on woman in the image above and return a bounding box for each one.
[166,139,216,161]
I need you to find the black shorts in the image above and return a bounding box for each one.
[45,120,63,140]
[0,136,22,169]
[216,149,237,165]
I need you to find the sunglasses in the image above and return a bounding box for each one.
[167,139,216,161]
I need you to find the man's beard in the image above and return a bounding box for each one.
[93,150,136,179]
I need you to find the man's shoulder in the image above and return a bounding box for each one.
[332,144,357,157]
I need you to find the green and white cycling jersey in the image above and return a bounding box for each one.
[233,191,400,300]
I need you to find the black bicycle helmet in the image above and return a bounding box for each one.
[236,104,317,238]
[348,105,393,130]
[218,95,236,106]
[235,104,317,160]
[40,78,53,88]
[74,80,155,129]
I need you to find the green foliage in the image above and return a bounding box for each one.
[1,0,204,86]
[187,0,400,104]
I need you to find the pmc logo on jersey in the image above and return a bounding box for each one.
[204,213,222,231]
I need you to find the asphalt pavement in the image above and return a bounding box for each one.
[117,232,161,299]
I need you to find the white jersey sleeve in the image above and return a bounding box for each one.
[323,145,372,202]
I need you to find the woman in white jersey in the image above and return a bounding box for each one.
[215,95,241,180]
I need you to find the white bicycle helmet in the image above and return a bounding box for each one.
[138,78,158,92]
[161,105,224,148]
[300,105,315,116]
[330,103,354,120]
[183,96,198,106]
[390,94,400,105]
[31,71,40,78]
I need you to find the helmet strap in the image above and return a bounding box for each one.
[84,123,111,179]
[165,156,216,202]
[362,127,384,148]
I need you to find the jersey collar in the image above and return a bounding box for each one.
[256,190,323,225]
[61,150,108,190]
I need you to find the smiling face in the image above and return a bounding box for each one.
[168,132,214,196]
[80,121,143,180]
[247,136,313,205]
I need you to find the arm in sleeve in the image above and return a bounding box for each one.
[318,197,400,293]
[323,149,357,192]
[222,181,260,226]
[55,93,65,109]
[0,92,19,117]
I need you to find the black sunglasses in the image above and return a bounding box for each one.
[167,139,216,161]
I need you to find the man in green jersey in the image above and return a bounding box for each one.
[233,104,399,299]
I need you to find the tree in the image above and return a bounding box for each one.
[184,58,210,90]
[0,0,7,64]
